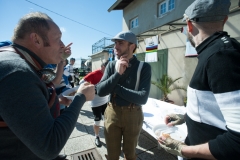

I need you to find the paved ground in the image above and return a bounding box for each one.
[60,102,178,160]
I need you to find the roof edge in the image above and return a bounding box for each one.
[108,0,123,12]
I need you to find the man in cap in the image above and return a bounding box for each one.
[97,31,151,160]
[158,0,240,160]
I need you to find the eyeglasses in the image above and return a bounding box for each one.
[46,82,56,108]
[38,69,57,108]
[40,68,56,84]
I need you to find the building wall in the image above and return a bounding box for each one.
[122,0,240,35]
[137,28,197,105]
[159,30,198,105]
[106,0,240,105]
[168,47,197,105]
[90,51,109,71]
[225,10,240,41]
[136,10,240,105]
[120,1,240,106]
[122,0,193,34]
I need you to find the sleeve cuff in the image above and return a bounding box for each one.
[114,72,122,78]
[74,93,86,102]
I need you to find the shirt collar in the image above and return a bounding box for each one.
[196,31,229,55]
[129,55,137,62]
[12,43,46,68]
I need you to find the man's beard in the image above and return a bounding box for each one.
[187,32,195,47]
[115,48,129,59]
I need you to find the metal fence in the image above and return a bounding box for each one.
[92,37,113,54]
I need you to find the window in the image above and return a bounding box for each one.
[160,2,167,15]
[168,0,175,11]
[159,0,175,16]
[130,17,138,29]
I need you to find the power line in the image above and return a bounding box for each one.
[25,0,113,36]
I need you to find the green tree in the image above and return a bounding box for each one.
[151,74,186,102]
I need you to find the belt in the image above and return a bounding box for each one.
[108,102,141,109]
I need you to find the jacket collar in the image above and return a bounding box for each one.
[12,43,46,68]
[196,31,229,55]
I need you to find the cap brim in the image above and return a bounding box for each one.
[111,38,125,42]
[111,37,137,45]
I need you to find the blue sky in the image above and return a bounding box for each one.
[0,0,122,66]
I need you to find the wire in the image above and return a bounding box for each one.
[25,0,113,36]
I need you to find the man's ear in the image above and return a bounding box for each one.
[187,20,193,33]
[130,43,136,53]
[30,33,42,48]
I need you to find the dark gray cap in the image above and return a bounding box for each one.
[183,0,231,22]
[111,31,137,44]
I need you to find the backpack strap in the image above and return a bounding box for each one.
[135,61,144,91]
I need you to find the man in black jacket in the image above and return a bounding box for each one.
[158,0,240,160]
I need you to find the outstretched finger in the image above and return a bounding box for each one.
[65,42,73,48]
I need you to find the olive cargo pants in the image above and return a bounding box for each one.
[104,102,143,160]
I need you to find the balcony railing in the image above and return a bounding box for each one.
[92,37,113,54]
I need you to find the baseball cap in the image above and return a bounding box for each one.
[182,0,231,22]
[111,31,137,45]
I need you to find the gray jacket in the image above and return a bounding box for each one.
[97,56,151,106]
[0,44,86,160]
